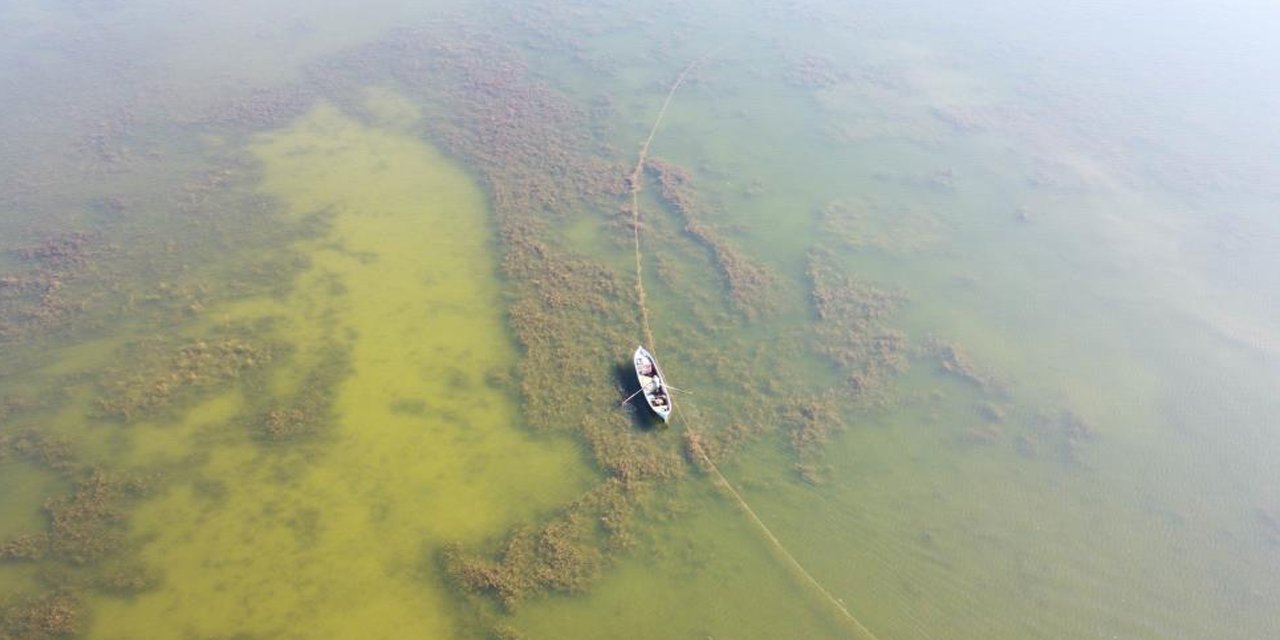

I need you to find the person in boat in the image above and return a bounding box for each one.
[650,392,669,409]
[637,356,661,391]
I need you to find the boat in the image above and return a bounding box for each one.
[633,345,672,422]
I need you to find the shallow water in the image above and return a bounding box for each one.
[2,1,1278,639]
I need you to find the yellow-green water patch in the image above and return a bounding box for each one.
[86,100,592,639]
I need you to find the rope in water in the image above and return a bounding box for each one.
[626,55,700,352]
[627,52,881,640]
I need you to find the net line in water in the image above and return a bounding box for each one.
[626,51,882,640]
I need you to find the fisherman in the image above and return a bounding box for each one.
[637,356,661,391]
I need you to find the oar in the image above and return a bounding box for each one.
[619,388,646,406]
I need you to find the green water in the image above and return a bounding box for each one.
[2,1,1279,639]
[82,97,592,639]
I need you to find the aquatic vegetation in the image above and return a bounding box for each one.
[0,430,76,475]
[43,469,150,566]
[923,336,999,391]
[444,479,635,611]
[1025,408,1096,466]
[0,431,158,640]
[0,7,976,637]
[806,250,907,398]
[779,394,842,484]
[255,345,350,442]
[646,158,777,318]
[0,15,917,637]
[1,428,151,569]
[94,331,280,422]
[14,235,97,273]
[0,593,79,640]
[0,233,103,343]
[0,535,47,562]
[681,421,756,473]
[305,32,718,616]
[197,85,321,134]
[356,27,910,622]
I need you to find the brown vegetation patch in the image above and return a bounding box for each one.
[94,332,279,422]
[806,250,907,398]
[0,233,105,343]
[444,479,636,610]
[255,345,350,442]
[1,425,152,569]
[1015,408,1096,465]
[0,430,76,475]
[682,421,756,473]
[0,426,161,624]
[0,535,48,562]
[779,395,842,484]
[646,158,776,318]
[0,593,79,640]
[43,469,150,566]
[923,336,998,391]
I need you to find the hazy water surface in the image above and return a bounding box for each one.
[1,1,1278,639]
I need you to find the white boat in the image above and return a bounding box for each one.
[633,345,672,422]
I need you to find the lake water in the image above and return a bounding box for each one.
[1,1,1278,639]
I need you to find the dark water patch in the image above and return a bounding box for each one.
[388,397,427,417]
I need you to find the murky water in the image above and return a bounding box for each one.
[2,1,1278,639]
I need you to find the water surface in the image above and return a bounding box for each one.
[1,1,1278,639]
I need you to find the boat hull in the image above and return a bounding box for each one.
[633,345,672,422]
